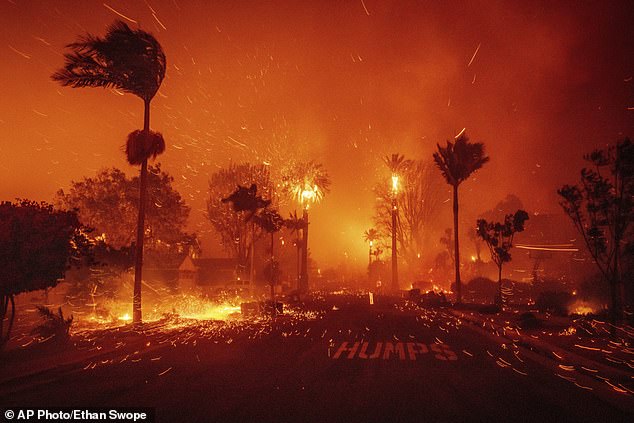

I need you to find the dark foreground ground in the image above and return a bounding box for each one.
[1,294,633,422]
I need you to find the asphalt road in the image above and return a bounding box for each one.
[2,294,633,422]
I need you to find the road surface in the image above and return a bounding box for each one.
[1,294,633,422]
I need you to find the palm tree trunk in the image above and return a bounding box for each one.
[453,184,461,304]
[133,99,151,324]
[301,208,309,292]
[391,197,398,292]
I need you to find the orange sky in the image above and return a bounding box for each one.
[1,0,633,268]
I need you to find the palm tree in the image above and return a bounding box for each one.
[281,161,331,292]
[254,208,284,314]
[433,133,489,304]
[383,154,411,291]
[53,21,166,324]
[363,228,380,268]
[285,211,306,289]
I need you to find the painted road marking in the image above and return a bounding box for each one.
[332,341,458,361]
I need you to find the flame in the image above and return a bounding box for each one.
[570,301,596,315]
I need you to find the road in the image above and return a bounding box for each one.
[1,294,633,422]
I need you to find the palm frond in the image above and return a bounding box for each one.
[52,20,166,101]
[433,133,489,186]
[125,130,165,165]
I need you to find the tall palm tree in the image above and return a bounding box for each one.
[53,20,166,323]
[363,228,380,268]
[254,208,284,314]
[383,154,411,291]
[433,133,489,304]
[285,211,306,289]
[281,161,331,292]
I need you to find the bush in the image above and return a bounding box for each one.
[536,291,573,316]
[519,312,541,329]
[33,306,73,342]
[466,277,497,300]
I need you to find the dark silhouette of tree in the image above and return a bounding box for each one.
[476,210,529,306]
[373,160,443,278]
[363,228,381,275]
[284,211,306,287]
[439,228,455,267]
[0,200,91,348]
[207,164,275,272]
[558,138,634,324]
[56,165,191,254]
[222,184,271,221]
[53,20,167,324]
[433,133,489,303]
[254,208,284,312]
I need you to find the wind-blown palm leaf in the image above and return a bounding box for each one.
[253,208,284,233]
[52,20,166,102]
[284,211,306,233]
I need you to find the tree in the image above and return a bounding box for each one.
[433,133,489,303]
[0,200,91,348]
[476,210,529,306]
[281,161,331,292]
[253,208,285,312]
[373,160,444,278]
[53,20,167,324]
[55,165,192,261]
[207,163,275,273]
[285,211,306,287]
[558,138,634,324]
[363,228,380,270]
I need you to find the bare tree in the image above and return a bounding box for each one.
[207,163,275,274]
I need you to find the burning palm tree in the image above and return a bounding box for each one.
[281,161,331,292]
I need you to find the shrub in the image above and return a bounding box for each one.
[466,277,497,299]
[33,306,73,342]
[519,312,541,329]
[536,291,573,316]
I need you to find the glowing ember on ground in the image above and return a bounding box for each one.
[570,302,596,315]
